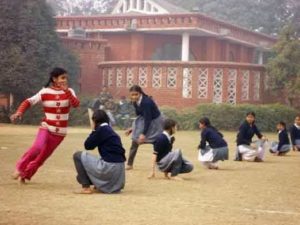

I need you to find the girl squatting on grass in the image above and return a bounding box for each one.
[73,110,126,194]
[269,121,291,156]
[197,117,229,170]
[235,112,268,162]
[10,67,80,184]
[125,85,163,170]
[148,119,193,181]
[290,114,300,151]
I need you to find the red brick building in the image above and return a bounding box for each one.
[1,0,277,110]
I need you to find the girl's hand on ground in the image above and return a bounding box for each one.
[125,128,133,136]
[138,134,146,144]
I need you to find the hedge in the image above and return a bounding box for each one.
[161,104,298,132]
[1,98,298,132]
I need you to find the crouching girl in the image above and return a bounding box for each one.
[73,110,126,194]
[148,119,193,180]
[198,117,228,169]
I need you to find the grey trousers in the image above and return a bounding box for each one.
[127,141,140,166]
[170,156,193,177]
[73,151,92,188]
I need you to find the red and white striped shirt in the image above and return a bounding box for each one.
[16,87,80,136]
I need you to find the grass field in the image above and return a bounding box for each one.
[1,124,300,225]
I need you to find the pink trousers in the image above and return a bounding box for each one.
[16,128,64,180]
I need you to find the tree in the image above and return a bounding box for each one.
[169,0,295,35]
[266,25,300,107]
[0,0,79,104]
[46,0,117,16]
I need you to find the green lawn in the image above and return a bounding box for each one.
[1,124,300,225]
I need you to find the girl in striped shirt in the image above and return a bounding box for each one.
[10,67,80,184]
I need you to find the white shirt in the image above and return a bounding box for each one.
[137,95,143,106]
[163,131,172,143]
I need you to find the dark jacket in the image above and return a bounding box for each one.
[84,124,126,163]
[133,95,161,135]
[236,121,262,146]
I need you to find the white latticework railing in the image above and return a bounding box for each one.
[241,70,250,100]
[213,68,223,103]
[116,68,123,87]
[138,67,148,88]
[167,67,177,88]
[152,67,162,88]
[126,67,134,88]
[253,71,261,101]
[182,68,192,98]
[197,68,208,99]
[227,69,237,104]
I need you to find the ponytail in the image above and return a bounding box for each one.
[129,85,148,97]
[44,67,67,87]
[199,117,223,137]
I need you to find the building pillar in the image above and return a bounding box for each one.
[137,0,141,10]
[123,0,128,12]
[181,32,190,61]
[129,0,134,10]
[258,50,264,65]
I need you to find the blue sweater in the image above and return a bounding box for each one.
[199,127,227,149]
[289,125,300,145]
[236,121,262,146]
[153,133,173,162]
[84,125,126,163]
[277,129,290,150]
[134,95,161,135]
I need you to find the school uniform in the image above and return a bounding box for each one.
[270,129,291,154]
[198,127,228,164]
[127,95,163,166]
[235,121,266,161]
[290,124,300,149]
[153,131,193,177]
[73,123,126,193]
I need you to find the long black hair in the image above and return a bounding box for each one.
[92,109,110,129]
[199,117,223,137]
[129,85,148,97]
[44,67,67,87]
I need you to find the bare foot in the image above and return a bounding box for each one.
[11,171,20,180]
[254,157,263,162]
[164,172,170,180]
[126,165,133,170]
[74,187,93,194]
[18,177,26,185]
[170,176,184,181]
[208,164,219,170]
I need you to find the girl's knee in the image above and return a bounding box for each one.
[73,151,82,161]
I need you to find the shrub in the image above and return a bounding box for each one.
[161,104,297,132]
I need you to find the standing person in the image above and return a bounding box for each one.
[270,121,291,155]
[197,117,228,169]
[73,110,126,194]
[10,67,80,184]
[125,85,163,170]
[290,115,300,151]
[98,86,112,109]
[235,112,267,162]
[148,119,193,180]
